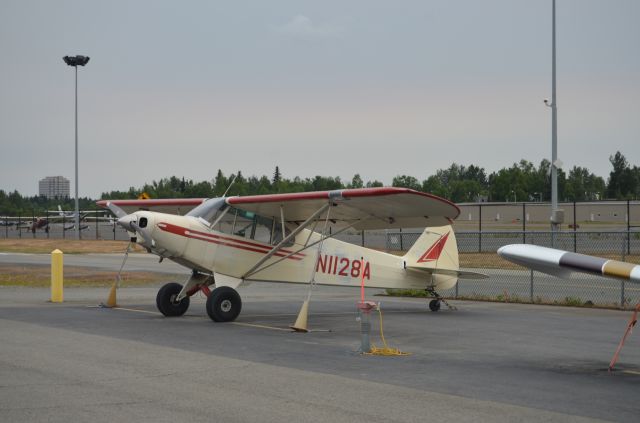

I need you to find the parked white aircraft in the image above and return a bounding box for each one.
[498,244,640,283]
[98,188,486,323]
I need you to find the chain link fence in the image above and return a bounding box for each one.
[385,230,640,310]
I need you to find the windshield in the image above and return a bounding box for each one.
[186,198,227,223]
[187,199,292,246]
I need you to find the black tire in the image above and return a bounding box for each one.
[429,299,441,312]
[156,282,190,317]
[206,286,242,322]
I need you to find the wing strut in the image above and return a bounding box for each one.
[308,201,332,285]
[241,202,330,280]
[243,223,357,279]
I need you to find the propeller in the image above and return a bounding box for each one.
[105,202,154,248]
[105,201,127,219]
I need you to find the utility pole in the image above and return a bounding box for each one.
[545,0,563,242]
[63,55,90,240]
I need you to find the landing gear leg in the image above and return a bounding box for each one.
[156,271,214,317]
[426,288,457,312]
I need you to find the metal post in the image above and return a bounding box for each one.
[18,214,21,238]
[478,204,482,253]
[46,209,50,239]
[550,0,559,234]
[361,230,365,247]
[74,65,80,240]
[627,199,631,255]
[95,206,99,239]
[62,214,66,239]
[530,270,534,303]
[573,201,577,252]
[522,203,526,244]
[399,228,403,251]
[359,308,371,353]
[621,280,626,310]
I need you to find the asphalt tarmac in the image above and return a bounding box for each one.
[1,270,640,423]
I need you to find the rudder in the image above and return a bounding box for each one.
[403,225,459,272]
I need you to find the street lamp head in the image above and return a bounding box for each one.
[63,55,90,67]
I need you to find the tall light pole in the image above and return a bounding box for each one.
[551,0,558,229]
[63,55,90,240]
[544,0,562,238]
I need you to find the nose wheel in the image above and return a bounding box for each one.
[428,299,441,312]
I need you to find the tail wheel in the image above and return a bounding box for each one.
[429,299,441,312]
[156,282,190,317]
[206,286,242,322]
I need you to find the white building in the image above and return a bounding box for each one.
[39,176,70,199]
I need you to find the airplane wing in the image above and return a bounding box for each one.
[96,198,207,215]
[226,188,460,230]
[498,244,640,283]
[96,188,459,229]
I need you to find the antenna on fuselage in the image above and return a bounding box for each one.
[222,173,238,197]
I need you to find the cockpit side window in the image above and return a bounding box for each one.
[218,208,293,246]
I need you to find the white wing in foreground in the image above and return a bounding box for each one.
[498,244,640,283]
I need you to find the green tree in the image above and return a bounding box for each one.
[272,166,282,185]
[213,169,228,196]
[565,166,605,201]
[392,175,421,191]
[607,151,638,199]
[349,174,364,189]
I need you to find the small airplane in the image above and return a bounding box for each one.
[50,206,91,220]
[30,218,49,233]
[98,187,487,323]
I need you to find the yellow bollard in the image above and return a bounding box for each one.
[51,249,64,303]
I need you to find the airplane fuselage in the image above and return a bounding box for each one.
[135,211,440,291]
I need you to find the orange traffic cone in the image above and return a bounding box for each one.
[290,300,309,332]
[104,281,118,308]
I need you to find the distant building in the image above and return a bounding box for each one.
[39,176,70,199]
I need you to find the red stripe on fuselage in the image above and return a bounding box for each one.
[157,222,305,261]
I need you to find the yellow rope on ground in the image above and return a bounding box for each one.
[365,305,411,356]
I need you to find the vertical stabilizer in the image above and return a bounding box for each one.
[403,226,459,272]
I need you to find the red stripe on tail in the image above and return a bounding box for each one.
[417,232,450,263]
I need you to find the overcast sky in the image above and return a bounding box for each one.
[1,0,638,198]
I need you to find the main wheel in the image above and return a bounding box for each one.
[206,286,242,322]
[156,282,190,317]
[429,299,441,312]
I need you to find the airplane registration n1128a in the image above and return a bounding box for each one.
[97,187,486,323]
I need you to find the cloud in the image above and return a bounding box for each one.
[272,15,342,38]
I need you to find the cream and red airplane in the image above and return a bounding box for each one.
[97,187,486,323]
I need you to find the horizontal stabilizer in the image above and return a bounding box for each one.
[406,266,488,279]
